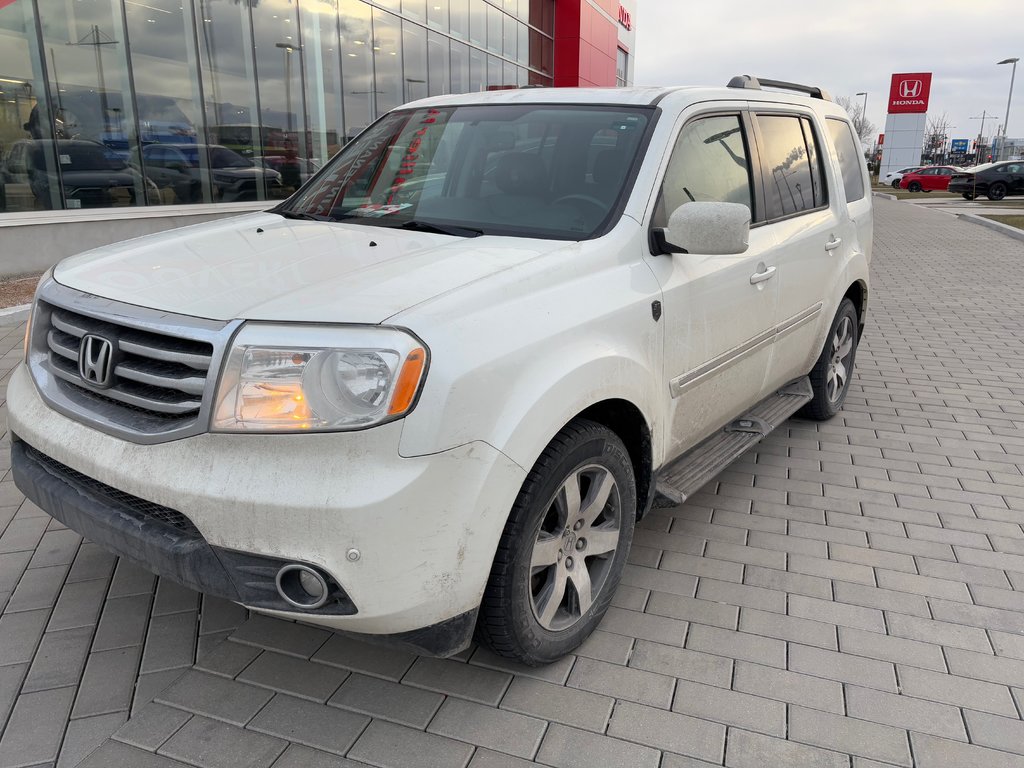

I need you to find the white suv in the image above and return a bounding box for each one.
[9,77,871,665]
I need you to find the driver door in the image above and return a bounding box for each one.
[644,111,779,463]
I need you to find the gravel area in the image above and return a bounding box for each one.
[0,274,41,309]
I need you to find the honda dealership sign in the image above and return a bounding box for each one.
[887,73,932,114]
[879,72,933,178]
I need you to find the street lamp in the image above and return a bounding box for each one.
[855,91,868,122]
[275,42,301,135]
[997,57,1018,161]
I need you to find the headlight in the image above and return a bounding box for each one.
[212,324,428,432]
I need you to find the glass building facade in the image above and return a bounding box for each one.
[0,0,556,215]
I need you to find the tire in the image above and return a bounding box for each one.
[891,179,901,189]
[962,192,975,200]
[988,182,1007,201]
[908,181,922,193]
[476,419,636,665]
[800,298,859,421]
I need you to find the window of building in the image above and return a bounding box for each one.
[616,48,628,87]
[654,114,754,228]
[826,118,865,203]
[756,113,827,220]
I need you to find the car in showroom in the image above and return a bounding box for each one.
[898,165,962,193]
[882,165,923,188]
[133,143,284,202]
[9,78,871,665]
[948,161,1024,200]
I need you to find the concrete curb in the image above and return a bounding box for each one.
[957,213,1024,244]
[0,303,30,318]
[872,191,897,201]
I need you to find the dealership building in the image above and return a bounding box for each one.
[0,0,636,272]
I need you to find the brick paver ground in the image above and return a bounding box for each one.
[1,196,1024,767]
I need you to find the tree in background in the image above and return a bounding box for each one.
[923,113,953,164]
[834,95,876,145]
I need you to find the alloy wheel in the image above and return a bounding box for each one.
[826,316,854,404]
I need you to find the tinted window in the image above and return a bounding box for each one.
[654,115,753,228]
[826,118,865,203]
[757,114,825,219]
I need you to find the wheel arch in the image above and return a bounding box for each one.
[843,279,868,337]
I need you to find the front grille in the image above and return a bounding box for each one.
[41,303,214,434]
[25,443,202,537]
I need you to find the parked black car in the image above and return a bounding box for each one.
[949,161,1024,201]
[133,143,283,202]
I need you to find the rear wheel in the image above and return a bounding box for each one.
[800,299,859,421]
[962,192,976,200]
[988,182,1007,201]
[476,419,635,665]
[891,179,901,189]
[908,181,922,193]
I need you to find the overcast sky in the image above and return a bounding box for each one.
[635,0,1021,149]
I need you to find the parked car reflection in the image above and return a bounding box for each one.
[135,143,284,202]
[1,139,160,211]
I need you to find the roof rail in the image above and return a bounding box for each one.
[727,75,831,102]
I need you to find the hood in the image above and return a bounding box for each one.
[53,212,568,324]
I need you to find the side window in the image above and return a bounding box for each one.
[756,114,826,220]
[653,114,753,228]
[826,118,865,203]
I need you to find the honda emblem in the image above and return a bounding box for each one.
[79,334,115,388]
[899,79,923,99]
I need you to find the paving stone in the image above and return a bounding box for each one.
[945,646,1024,688]
[929,598,1024,634]
[22,625,93,693]
[160,714,286,768]
[72,645,144,718]
[312,633,417,681]
[737,608,838,650]
[151,580,200,617]
[621,564,697,596]
[0,686,75,766]
[427,697,546,759]
[789,705,911,766]
[897,664,1018,716]
[238,650,349,703]
[566,656,673,708]
[574,629,633,665]
[659,550,744,582]
[989,629,1024,660]
[0,517,47,555]
[77,740,193,768]
[499,676,612,733]
[5,563,69,613]
[846,685,967,740]
[198,596,248,636]
[831,581,931,618]
[828,542,916,573]
[628,640,732,688]
[695,578,787,613]
[112,702,191,750]
[328,672,443,729]
[910,732,1024,768]
[229,615,331,659]
[156,669,274,726]
[0,607,48,666]
[348,719,475,768]
[732,661,844,713]
[92,594,152,651]
[868,533,955,561]
[56,711,128,768]
[468,646,575,685]
[132,669,187,714]
[724,728,848,768]
[46,577,108,632]
[400,656,511,706]
[248,693,370,756]
[874,568,972,602]
[788,594,886,632]
[271,743,367,768]
[672,678,785,736]
[599,605,688,645]
[194,638,262,678]
[535,723,660,768]
[140,611,198,674]
[607,701,724,763]
[885,613,993,653]
[969,584,1024,612]
[788,644,897,692]
[0,662,27,733]
[27,530,81,570]
[106,560,156,598]
[742,564,832,600]
[0,550,31,595]
[65,543,116,584]
[838,626,947,671]
[962,709,1024,754]
[686,623,786,668]
[702,540,785,570]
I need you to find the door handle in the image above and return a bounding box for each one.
[749,266,776,284]
[825,236,842,251]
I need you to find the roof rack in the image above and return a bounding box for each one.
[727,75,831,102]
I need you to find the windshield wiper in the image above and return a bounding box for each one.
[277,210,336,222]
[398,220,485,238]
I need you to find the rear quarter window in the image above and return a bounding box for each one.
[826,118,866,203]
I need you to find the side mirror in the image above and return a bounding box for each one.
[653,202,751,255]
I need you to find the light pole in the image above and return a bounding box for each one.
[855,91,868,133]
[997,58,1018,161]
[971,111,995,163]
[275,43,301,136]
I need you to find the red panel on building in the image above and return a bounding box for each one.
[887,73,932,114]
[554,0,621,87]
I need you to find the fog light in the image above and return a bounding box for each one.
[276,564,330,609]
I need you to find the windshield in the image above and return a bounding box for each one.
[284,104,653,239]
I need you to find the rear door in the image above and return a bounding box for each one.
[750,110,845,391]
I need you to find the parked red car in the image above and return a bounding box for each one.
[898,165,962,193]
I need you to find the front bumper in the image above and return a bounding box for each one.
[8,364,525,648]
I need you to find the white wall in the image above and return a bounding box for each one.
[879,113,927,178]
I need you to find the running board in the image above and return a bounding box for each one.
[654,377,813,506]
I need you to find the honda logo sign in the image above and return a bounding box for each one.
[78,334,115,388]
[888,72,932,114]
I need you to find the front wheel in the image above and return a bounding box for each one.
[476,419,635,665]
[800,299,859,421]
[988,182,1007,201]
[891,179,901,189]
